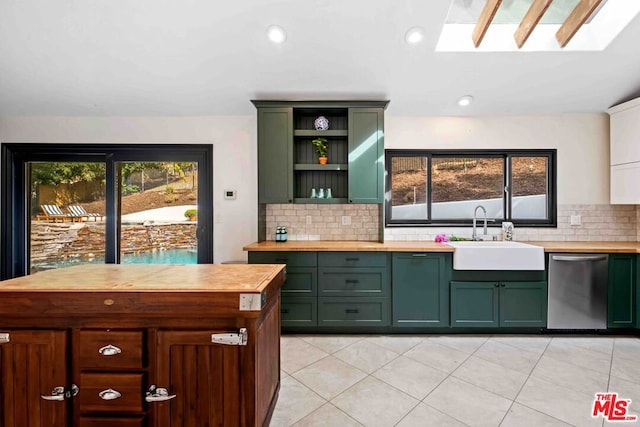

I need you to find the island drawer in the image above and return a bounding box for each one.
[318,268,389,296]
[79,417,145,427]
[249,251,317,267]
[318,252,388,268]
[78,373,144,413]
[78,330,145,369]
[318,297,390,326]
[281,297,317,327]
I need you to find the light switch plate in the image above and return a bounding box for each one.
[224,190,236,200]
[570,215,582,226]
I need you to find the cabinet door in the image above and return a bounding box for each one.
[609,254,636,328]
[281,297,318,327]
[258,107,293,203]
[348,108,384,203]
[0,330,68,427]
[392,253,450,327]
[152,331,241,427]
[610,163,640,204]
[610,104,640,166]
[499,282,547,328]
[450,282,499,327]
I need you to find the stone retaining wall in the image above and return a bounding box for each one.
[31,221,197,265]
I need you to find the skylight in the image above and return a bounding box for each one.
[437,0,638,52]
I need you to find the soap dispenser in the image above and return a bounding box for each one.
[502,222,514,241]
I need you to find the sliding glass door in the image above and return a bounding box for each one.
[2,144,213,279]
[117,161,198,264]
[29,161,107,272]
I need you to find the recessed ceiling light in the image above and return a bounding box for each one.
[267,25,287,44]
[457,95,474,106]
[404,27,425,44]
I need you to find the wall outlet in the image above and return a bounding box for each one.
[570,215,582,226]
[341,215,351,225]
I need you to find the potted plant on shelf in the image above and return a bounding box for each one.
[311,137,328,164]
[184,208,198,222]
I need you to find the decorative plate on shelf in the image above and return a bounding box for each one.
[314,116,330,131]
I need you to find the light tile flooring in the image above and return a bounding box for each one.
[271,335,640,427]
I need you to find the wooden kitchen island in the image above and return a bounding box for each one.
[0,263,285,427]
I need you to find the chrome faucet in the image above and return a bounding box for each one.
[472,205,487,241]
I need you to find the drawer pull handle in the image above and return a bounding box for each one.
[345,257,360,262]
[99,388,122,400]
[281,309,290,314]
[98,344,122,356]
[412,253,427,257]
[345,279,360,284]
[41,384,79,401]
[345,309,360,314]
[145,385,177,403]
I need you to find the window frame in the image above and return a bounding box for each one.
[1,143,213,280]
[384,149,557,228]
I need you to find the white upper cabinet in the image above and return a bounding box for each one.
[608,97,640,204]
[609,97,640,166]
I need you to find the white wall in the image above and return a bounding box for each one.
[386,113,610,204]
[0,116,257,263]
[0,112,611,257]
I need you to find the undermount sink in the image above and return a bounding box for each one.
[447,241,545,271]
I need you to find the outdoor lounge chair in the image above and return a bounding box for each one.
[37,204,83,222]
[67,204,104,221]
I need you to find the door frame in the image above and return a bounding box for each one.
[1,143,214,280]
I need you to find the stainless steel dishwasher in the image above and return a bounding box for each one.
[548,253,608,329]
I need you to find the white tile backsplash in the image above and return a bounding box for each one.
[384,204,639,242]
[267,204,639,242]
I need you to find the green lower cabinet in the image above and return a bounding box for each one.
[451,281,547,328]
[318,297,390,326]
[638,256,640,329]
[318,268,390,297]
[499,282,547,327]
[392,253,450,327]
[281,297,317,327]
[282,267,317,295]
[609,254,636,328]
[451,282,499,327]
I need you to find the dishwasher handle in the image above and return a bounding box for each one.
[551,255,607,262]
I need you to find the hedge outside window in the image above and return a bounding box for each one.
[385,150,556,227]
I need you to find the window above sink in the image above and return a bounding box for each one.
[385,149,557,228]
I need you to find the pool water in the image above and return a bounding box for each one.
[122,249,197,264]
[32,248,197,271]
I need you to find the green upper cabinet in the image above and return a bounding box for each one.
[257,107,293,204]
[392,253,450,327]
[348,108,384,203]
[253,101,387,205]
[608,254,636,328]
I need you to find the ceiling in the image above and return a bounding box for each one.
[1,0,639,117]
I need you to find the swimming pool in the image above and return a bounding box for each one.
[122,248,197,264]
[32,248,197,271]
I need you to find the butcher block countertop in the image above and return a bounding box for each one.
[0,264,286,320]
[0,264,285,292]
[244,240,640,253]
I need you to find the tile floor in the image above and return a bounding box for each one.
[270,334,640,427]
